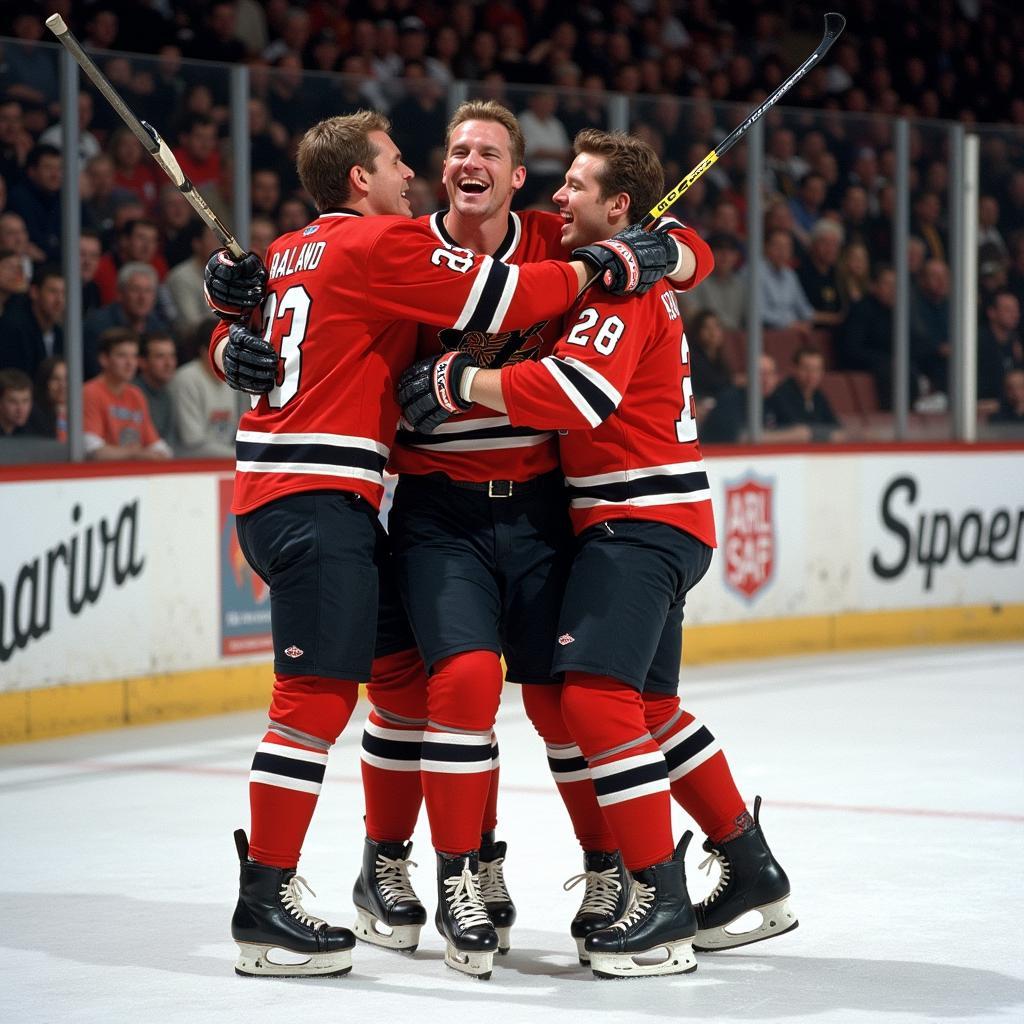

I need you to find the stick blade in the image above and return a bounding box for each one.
[824,12,847,38]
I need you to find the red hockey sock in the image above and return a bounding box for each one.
[482,732,499,836]
[561,673,673,871]
[421,651,503,854]
[248,673,359,868]
[643,692,749,843]
[522,683,615,852]
[362,647,428,842]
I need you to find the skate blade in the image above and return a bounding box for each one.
[353,908,421,953]
[575,936,590,966]
[444,943,494,980]
[694,896,798,951]
[495,926,512,955]
[234,942,353,978]
[590,939,697,979]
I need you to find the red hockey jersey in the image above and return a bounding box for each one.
[211,210,580,515]
[389,209,713,484]
[501,280,717,547]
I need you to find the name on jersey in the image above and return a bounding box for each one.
[269,241,326,280]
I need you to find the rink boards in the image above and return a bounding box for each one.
[1,445,1021,742]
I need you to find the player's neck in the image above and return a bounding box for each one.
[443,207,510,256]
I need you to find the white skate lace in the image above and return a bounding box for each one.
[445,861,492,928]
[376,853,419,906]
[563,867,622,917]
[279,874,327,930]
[613,880,655,930]
[698,848,730,905]
[478,855,510,903]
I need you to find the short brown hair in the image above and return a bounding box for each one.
[572,129,665,226]
[445,100,525,169]
[0,368,31,397]
[296,110,391,212]
[98,326,139,356]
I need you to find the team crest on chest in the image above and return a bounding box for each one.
[438,320,548,368]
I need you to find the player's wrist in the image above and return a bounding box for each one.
[459,365,480,404]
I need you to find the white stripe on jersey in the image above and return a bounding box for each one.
[564,459,707,488]
[235,461,385,484]
[454,255,495,331]
[542,355,622,426]
[403,433,553,452]
[427,414,515,434]
[570,490,711,509]
[235,429,390,456]
[541,359,603,428]
[487,262,520,332]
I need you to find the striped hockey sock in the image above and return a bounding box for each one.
[643,693,749,843]
[562,673,673,871]
[248,674,358,868]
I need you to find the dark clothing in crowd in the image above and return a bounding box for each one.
[840,294,894,409]
[9,179,62,263]
[690,344,734,402]
[766,378,841,440]
[0,299,64,378]
[976,325,1024,401]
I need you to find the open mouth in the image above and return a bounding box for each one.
[458,178,489,195]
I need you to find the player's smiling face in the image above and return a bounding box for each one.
[553,152,627,250]
[363,131,414,216]
[443,119,525,220]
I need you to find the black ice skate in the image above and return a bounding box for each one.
[584,833,698,979]
[352,836,427,952]
[231,830,355,978]
[564,849,630,965]
[693,795,798,951]
[479,830,516,954]
[435,850,499,979]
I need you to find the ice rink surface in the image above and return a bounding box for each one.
[2,642,1022,1024]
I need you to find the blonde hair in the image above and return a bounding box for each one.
[296,110,391,212]
[445,100,525,169]
[573,129,665,225]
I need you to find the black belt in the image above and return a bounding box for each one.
[416,471,560,499]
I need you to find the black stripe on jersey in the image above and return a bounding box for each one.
[662,726,715,774]
[395,424,546,446]
[592,760,667,799]
[490,739,499,761]
[462,259,512,333]
[547,752,589,777]
[568,470,710,503]
[362,731,422,761]
[421,738,492,763]
[250,752,326,785]
[549,358,618,422]
[236,440,388,473]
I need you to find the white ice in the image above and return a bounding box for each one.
[2,643,1022,1024]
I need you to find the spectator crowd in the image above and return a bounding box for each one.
[1,0,1023,454]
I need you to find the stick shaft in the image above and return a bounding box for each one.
[45,14,244,258]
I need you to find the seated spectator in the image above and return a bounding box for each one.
[80,152,135,239]
[278,197,314,234]
[250,168,282,220]
[93,218,168,306]
[836,241,871,307]
[136,332,179,448]
[80,230,103,315]
[977,290,1023,404]
[760,229,814,334]
[695,232,746,331]
[249,215,277,262]
[28,356,67,441]
[39,91,101,170]
[912,190,947,263]
[166,223,219,336]
[2,11,59,109]
[839,265,896,410]
[83,328,172,461]
[0,97,31,188]
[518,92,571,206]
[83,263,170,379]
[977,243,1010,309]
[157,186,197,269]
[0,265,65,378]
[701,354,813,445]
[910,257,951,403]
[0,247,28,317]
[797,218,846,332]
[389,62,448,178]
[8,144,63,263]
[0,210,40,280]
[171,114,222,192]
[0,368,33,438]
[766,344,846,442]
[990,368,1024,425]
[688,310,735,412]
[169,342,241,458]
[788,172,828,250]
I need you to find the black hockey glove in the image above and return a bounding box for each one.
[223,322,280,395]
[204,248,268,322]
[398,351,475,433]
[573,223,678,296]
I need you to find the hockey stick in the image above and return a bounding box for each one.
[642,12,847,226]
[45,13,245,258]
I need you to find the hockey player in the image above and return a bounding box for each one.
[358,100,711,977]
[399,129,796,978]
[203,111,678,978]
